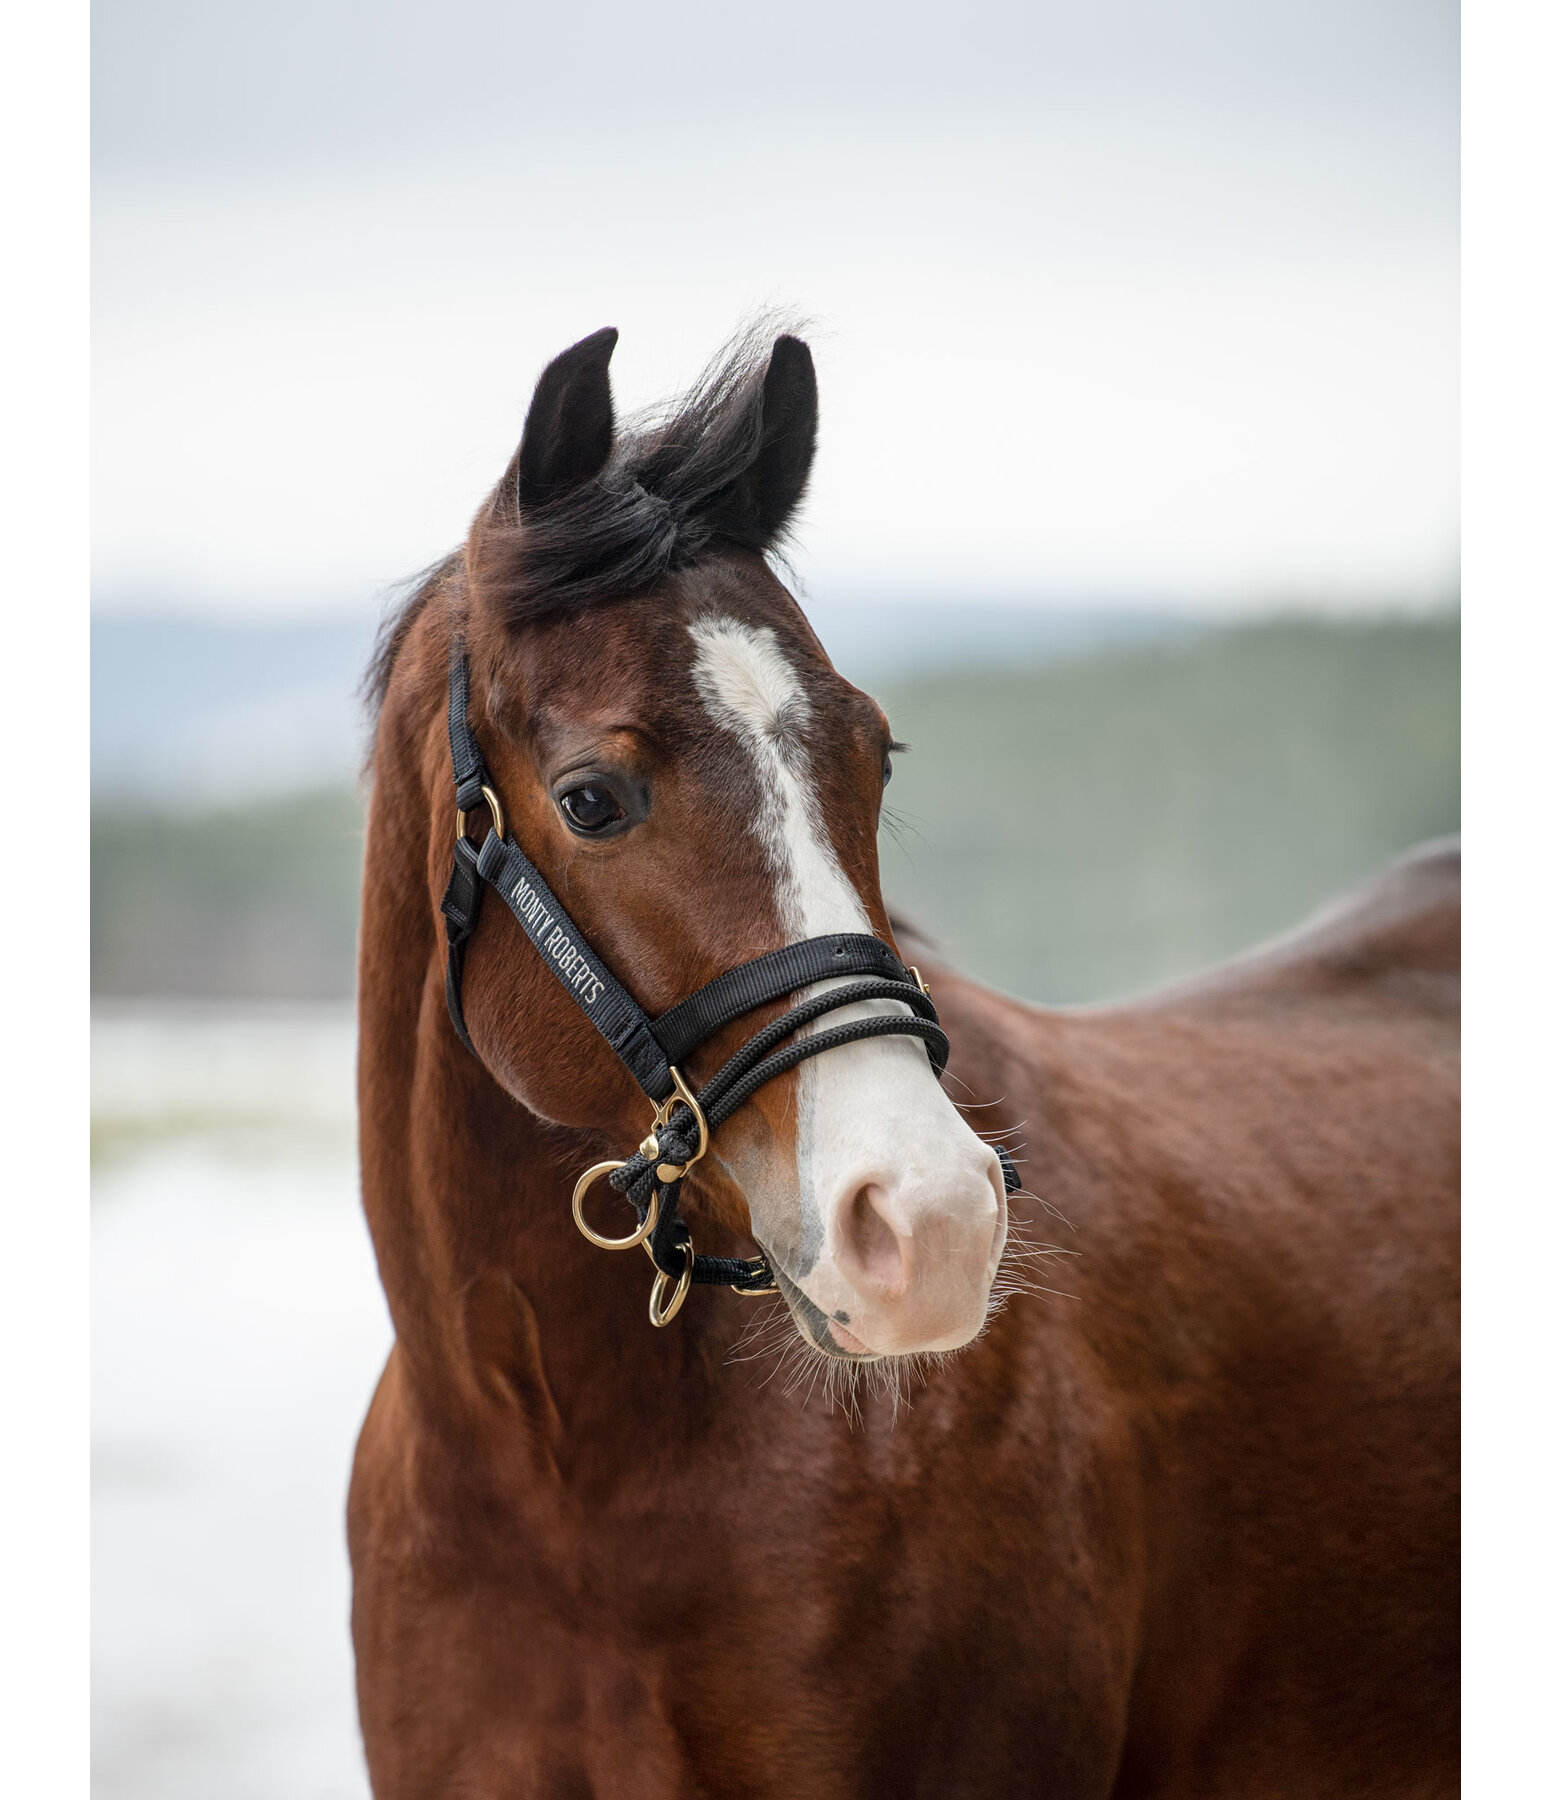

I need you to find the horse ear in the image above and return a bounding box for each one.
[748,335,818,544]
[503,327,618,518]
[697,334,818,549]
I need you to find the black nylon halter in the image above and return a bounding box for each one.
[437,644,1014,1323]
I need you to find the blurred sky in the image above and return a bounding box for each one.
[93,0,1458,618]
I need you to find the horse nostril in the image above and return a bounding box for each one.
[838,1182,910,1295]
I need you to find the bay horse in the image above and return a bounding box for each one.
[351,324,1459,1797]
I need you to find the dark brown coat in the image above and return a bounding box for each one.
[351,587,1457,1799]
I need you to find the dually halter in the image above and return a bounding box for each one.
[438,642,1017,1328]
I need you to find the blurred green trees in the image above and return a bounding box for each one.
[875,613,1458,1002]
[93,789,366,998]
[92,614,1458,1006]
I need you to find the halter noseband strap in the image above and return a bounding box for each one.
[437,644,1012,1328]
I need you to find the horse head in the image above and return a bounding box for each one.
[392,324,1007,1364]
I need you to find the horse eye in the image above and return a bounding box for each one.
[882,753,893,788]
[559,783,626,833]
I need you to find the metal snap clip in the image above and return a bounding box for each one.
[650,1068,709,1183]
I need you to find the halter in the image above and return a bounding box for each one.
[437,643,1016,1328]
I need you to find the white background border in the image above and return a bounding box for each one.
[0,1,1529,1790]
[1,0,90,1792]
[1461,0,1549,1789]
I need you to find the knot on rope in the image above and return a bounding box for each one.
[610,1107,700,1277]
[606,1104,777,1289]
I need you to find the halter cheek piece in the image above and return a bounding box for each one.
[437,645,1018,1328]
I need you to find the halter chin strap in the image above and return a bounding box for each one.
[437,644,1015,1327]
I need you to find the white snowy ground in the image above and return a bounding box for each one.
[92,1004,391,1800]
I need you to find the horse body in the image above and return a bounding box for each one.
[350,327,1457,1797]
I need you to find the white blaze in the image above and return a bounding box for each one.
[689,616,1001,1344]
[689,617,857,944]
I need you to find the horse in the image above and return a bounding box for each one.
[350,324,1459,1798]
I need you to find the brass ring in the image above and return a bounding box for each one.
[455,783,506,843]
[648,1243,694,1327]
[572,1161,658,1250]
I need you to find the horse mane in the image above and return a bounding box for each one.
[362,317,809,739]
[361,549,462,733]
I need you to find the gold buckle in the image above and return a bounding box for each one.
[455,783,506,842]
[909,965,930,998]
[649,1067,709,1183]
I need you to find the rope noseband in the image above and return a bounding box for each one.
[437,645,1016,1327]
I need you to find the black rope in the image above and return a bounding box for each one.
[609,976,950,1287]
